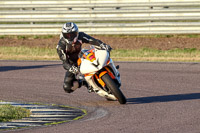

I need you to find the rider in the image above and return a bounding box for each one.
[56,22,112,93]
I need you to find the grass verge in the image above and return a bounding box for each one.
[0,46,200,62]
[0,104,31,122]
[0,46,58,60]
[111,48,200,62]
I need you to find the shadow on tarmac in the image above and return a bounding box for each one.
[127,93,200,104]
[0,64,61,72]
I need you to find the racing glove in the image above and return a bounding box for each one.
[69,65,79,74]
[100,43,112,51]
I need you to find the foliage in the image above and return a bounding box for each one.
[0,104,31,122]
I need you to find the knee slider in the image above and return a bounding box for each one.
[63,83,74,93]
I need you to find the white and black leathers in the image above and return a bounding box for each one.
[56,32,110,93]
[57,32,105,70]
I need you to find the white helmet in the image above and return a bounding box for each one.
[62,22,79,44]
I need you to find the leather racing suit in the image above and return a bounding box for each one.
[56,32,108,93]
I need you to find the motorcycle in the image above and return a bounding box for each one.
[77,46,126,104]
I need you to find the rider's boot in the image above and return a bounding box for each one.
[78,79,94,93]
[87,86,94,93]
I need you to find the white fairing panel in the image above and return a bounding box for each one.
[80,59,98,74]
[95,49,109,67]
[80,49,109,74]
[79,47,118,100]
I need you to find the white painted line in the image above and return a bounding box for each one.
[30,114,77,117]
[0,102,86,130]
[0,102,19,104]
[11,120,54,123]
[2,123,40,127]
[30,109,78,111]
[24,118,70,121]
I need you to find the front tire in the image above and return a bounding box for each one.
[101,73,126,104]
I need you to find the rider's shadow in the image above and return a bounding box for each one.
[127,93,200,104]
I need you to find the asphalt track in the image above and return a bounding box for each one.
[0,60,200,133]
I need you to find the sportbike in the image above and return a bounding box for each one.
[77,46,126,104]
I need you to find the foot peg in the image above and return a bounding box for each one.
[116,65,119,69]
[87,86,94,93]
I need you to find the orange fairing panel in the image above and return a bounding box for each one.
[105,67,115,79]
[95,74,106,87]
[84,73,94,77]
[106,58,110,65]
[77,58,82,66]
[94,68,116,88]
[99,71,107,78]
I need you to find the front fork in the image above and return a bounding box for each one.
[82,58,121,89]
[95,60,121,89]
[107,59,121,86]
[82,64,120,100]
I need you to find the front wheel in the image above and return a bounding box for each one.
[101,73,126,104]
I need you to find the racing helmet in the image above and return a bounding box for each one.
[62,22,79,44]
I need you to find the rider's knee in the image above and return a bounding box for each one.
[63,83,73,93]
[63,81,79,93]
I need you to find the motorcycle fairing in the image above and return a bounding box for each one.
[80,49,109,74]
[78,47,121,101]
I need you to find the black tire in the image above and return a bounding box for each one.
[101,73,126,104]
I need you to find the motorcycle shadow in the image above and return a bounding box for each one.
[127,93,200,104]
[82,100,120,107]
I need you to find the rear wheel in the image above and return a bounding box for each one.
[101,73,126,104]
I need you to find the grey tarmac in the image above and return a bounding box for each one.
[0,60,200,133]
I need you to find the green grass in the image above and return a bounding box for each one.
[0,46,58,60]
[0,104,31,122]
[0,35,55,40]
[0,46,200,62]
[111,48,200,62]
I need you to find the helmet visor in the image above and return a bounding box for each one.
[63,32,78,41]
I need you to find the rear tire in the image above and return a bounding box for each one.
[102,73,126,104]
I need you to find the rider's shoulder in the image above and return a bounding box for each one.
[58,37,66,47]
[78,32,92,40]
[78,32,86,37]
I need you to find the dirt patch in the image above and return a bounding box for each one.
[0,35,200,50]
